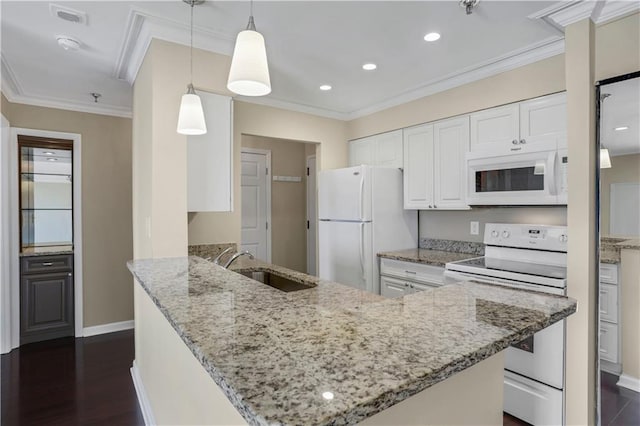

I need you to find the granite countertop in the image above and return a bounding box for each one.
[616,238,640,250]
[20,245,74,257]
[600,236,640,264]
[377,248,479,267]
[128,256,576,426]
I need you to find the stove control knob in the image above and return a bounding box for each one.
[502,230,510,238]
[491,230,499,238]
[559,234,568,243]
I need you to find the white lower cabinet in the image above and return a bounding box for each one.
[380,258,444,298]
[599,263,620,370]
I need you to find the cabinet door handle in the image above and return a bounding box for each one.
[42,262,54,266]
[510,147,522,151]
[68,273,72,277]
[405,270,416,274]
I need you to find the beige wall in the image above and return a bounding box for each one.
[241,135,310,273]
[601,154,640,236]
[620,248,640,381]
[2,94,134,328]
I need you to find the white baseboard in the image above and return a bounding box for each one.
[617,373,640,393]
[600,360,622,375]
[83,320,134,337]
[131,360,156,426]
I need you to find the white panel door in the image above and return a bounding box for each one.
[306,156,317,276]
[470,103,519,153]
[374,130,403,168]
[318,166,371,221]
[403,124,433,209]
[434,117,470,210]
[348,138,374,167]
[519,92,566,149]
[610,183,640,236]
[318,221,371,291]
[187,91,233,212]
[241,152,268,261]
[599,283,618,324]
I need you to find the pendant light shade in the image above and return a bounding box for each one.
[177,0,207,136]
[600,148,612,169]
[227,8,271,97]
[177,84,207,135]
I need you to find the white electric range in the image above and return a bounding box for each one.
[445,223,568,426]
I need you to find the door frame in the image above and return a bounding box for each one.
[306,154,317,275]
[240,147,272,263]
[2,128,83,353]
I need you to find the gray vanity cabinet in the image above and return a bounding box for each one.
[20,254,74,344]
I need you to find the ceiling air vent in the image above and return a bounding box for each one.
[49,4,87,25]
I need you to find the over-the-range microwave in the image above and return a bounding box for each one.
[466,146,568,205]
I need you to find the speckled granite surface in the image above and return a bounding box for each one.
[20,245,73,257]
[377,248,478,267]
[127,256,576,426]
[600,236,640,263]
[188,243,237,262]
[419,238,485,255]
[616,238,640,250]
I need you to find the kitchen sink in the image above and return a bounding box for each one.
[238,270,316,292]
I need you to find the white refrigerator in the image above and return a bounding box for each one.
[318,165,418,294]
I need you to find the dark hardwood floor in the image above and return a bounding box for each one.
[3,331,639,425]
[1,330,144,426]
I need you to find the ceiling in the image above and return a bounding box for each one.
[0,1,637,120]
[601,77,640,157]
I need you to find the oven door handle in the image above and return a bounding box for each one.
[444,270,563,295]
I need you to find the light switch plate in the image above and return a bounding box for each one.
[470,221,480,235]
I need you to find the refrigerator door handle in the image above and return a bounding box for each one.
[359,223,365,280]
[359,174,365,220]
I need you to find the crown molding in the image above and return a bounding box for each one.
[114,8,234,84]
[530,0,639,30]
[3,91,132,118]
[1,55,23,99]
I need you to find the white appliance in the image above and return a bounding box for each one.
[466,146,568,205]
[445,223,568,426]
[318,165,417,294]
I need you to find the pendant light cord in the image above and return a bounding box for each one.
[190,1,194,86]
[247,0,256,31]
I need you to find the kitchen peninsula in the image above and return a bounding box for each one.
[128,256,576,425]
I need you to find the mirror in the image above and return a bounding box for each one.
[20,145,73,248]
[597,73,640,426]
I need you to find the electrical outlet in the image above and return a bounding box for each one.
[470,221,480,235]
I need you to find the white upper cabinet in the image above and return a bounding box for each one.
[433,117,470,210]
[470,104,519,153]
[519,92,567,149]
[470,93,567,154]
[403,119,469,210]
[187,91,233,212]
[403,124,434,209]
[348,130,402,168]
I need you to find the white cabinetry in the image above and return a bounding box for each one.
[470,92,566,155]
[380,258,444,298]
[348,130,403,168]
[403,117,469,210]
[187,91,233,212]
[599,263,621,372]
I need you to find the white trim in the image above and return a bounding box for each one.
[530,0,640,30]
[2,92,132,119]
[234,95,348,121]
[241,147,272,263]
[306,155,317,276]
[617,373,640,393]
[1,55,23,99]
[600,359,622,375]
[131,360,156,426]
[0,114,11,354]
[598,1,640,24]
[4,128,83,351]
[83,320,134,337]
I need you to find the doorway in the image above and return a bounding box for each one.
[240,149,271,262]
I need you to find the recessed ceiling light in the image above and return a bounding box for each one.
[614,126,629,131]
[424,32,441,42]
[47,158,59,162]
[322,391,334,400]
[319,85,332,91]
[362,63,377,71]
[56,36,81,51]
[44,151,55,156]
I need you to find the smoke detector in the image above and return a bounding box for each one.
[50,4,87,25]
[56,36,81,51]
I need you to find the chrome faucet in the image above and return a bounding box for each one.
[212,247,235,265]
[223,251,254,269]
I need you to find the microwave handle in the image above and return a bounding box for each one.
[548,152,558,196]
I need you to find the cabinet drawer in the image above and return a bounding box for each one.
[380,258,444,285]
[381,276,409,298]
[599,283,618,324]
[599,322,618,363]
[21,255,73,275]
[599,263,618,284]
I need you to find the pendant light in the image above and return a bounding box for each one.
[227,0,271,97]
[177,0,207,136]
[600,148,612,169]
